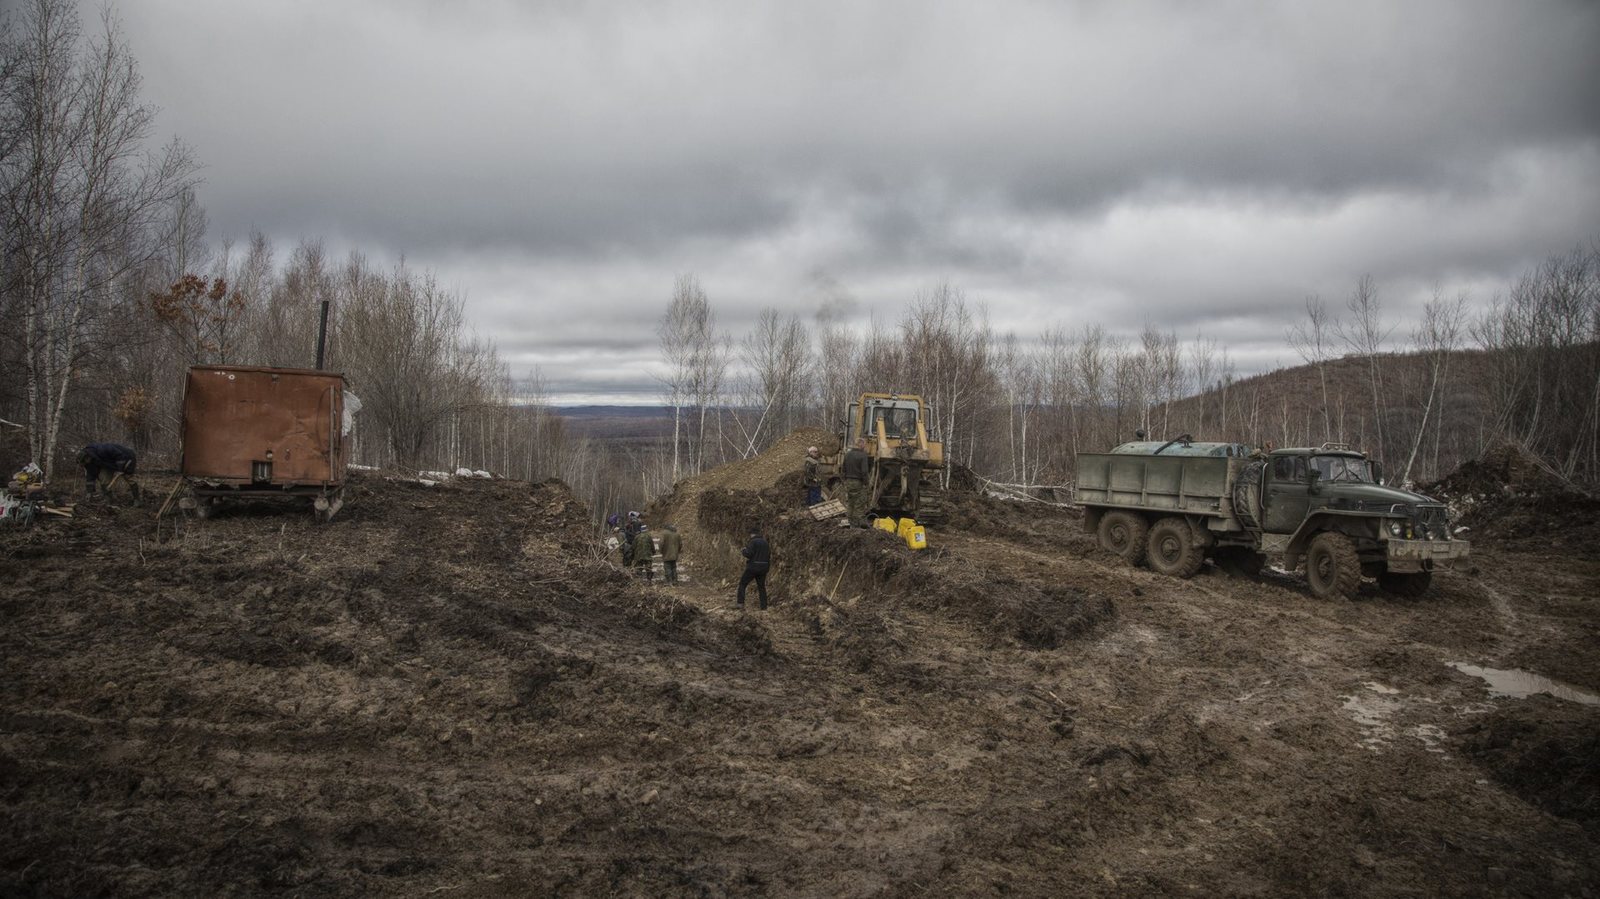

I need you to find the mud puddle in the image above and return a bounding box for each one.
[1449,662,1600,706]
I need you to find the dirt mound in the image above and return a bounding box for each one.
[643,427,836,569]
[697,485,1114,651]
[941,487,1082,548]
[1422,443,1600,550]
[1458,696,1600,833]
[1429,442,1578,498]
[652,428,1111,651]
[702,427,841,494]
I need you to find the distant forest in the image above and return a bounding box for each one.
[4,0,1597,524]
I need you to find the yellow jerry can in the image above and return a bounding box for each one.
[873,517,899,534]
[896,517,927,551]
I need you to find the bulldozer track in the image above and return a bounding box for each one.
[915,478,946,525]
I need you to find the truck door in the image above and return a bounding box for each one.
[1262,455,1312,534]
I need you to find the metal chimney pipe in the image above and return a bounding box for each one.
[315,300,330,369]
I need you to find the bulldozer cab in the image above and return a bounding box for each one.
[846,394,931,456]
[877,406,917,439]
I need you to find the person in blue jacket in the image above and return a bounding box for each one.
[78,443,141,500]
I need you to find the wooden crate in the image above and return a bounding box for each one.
[808,498,846,520]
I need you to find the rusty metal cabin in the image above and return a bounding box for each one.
[180,365,348,520]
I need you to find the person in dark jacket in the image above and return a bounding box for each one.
[620,513,641,566]
[632,524,656,582]
[658,524,682,584]
[737,528,771,610]
[841,438,871,526]
[802,446,823,506]
[78,443,141,500]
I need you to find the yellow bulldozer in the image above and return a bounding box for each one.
[819,392,946,524]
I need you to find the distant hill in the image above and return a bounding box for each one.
[554,406,675,439]
[1161,347,1493,483]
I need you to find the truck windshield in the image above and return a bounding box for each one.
[1312,455,1373,483]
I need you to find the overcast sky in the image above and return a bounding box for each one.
[112,0,1600,403]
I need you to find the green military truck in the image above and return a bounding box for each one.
[1074,437,1469,599]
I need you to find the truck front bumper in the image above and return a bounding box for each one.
[1386,538,1470,573]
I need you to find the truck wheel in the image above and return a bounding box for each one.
[1377,570,1432,597]
[1097,511,1148,565]
[1146,517,1203,578]
[1305,532,1361,599]
[1214,547,1264,578]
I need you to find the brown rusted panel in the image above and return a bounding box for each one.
[181,366,346,486]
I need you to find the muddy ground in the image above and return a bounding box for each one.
[2,439,1597,897]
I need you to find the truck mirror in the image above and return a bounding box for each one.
[1370,461,1384,485]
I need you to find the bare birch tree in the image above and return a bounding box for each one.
[1187,333,1219,438]
[997,332,1045,485]
[1,0,197,473]
[334,257,495,468]
[733,307,811,457]
[1399,289,1468,484]
[655,274,727,479]
[1288,294,1337,439]
[1474,244,1600,482]
[1337,275,1393,459]
[900,283,993,483]
[814,301,857,431]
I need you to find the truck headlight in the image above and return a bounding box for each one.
[1387,520,1406,538]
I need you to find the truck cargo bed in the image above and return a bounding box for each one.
[1075,452,1234,517]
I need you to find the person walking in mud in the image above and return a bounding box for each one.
[77,443,141,502]
[802,445,823,507]
[658,524,682,584]
[632,523,656,582]
[737,527,771,610]
[842,437,870,526]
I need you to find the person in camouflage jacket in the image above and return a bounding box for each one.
[657,524,682,584]
[632,524,656,582]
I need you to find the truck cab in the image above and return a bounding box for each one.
[1250,445,1465,583]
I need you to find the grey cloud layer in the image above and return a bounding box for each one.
[117,0,1600,401]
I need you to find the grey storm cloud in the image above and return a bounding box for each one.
[112,0,1600,401]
